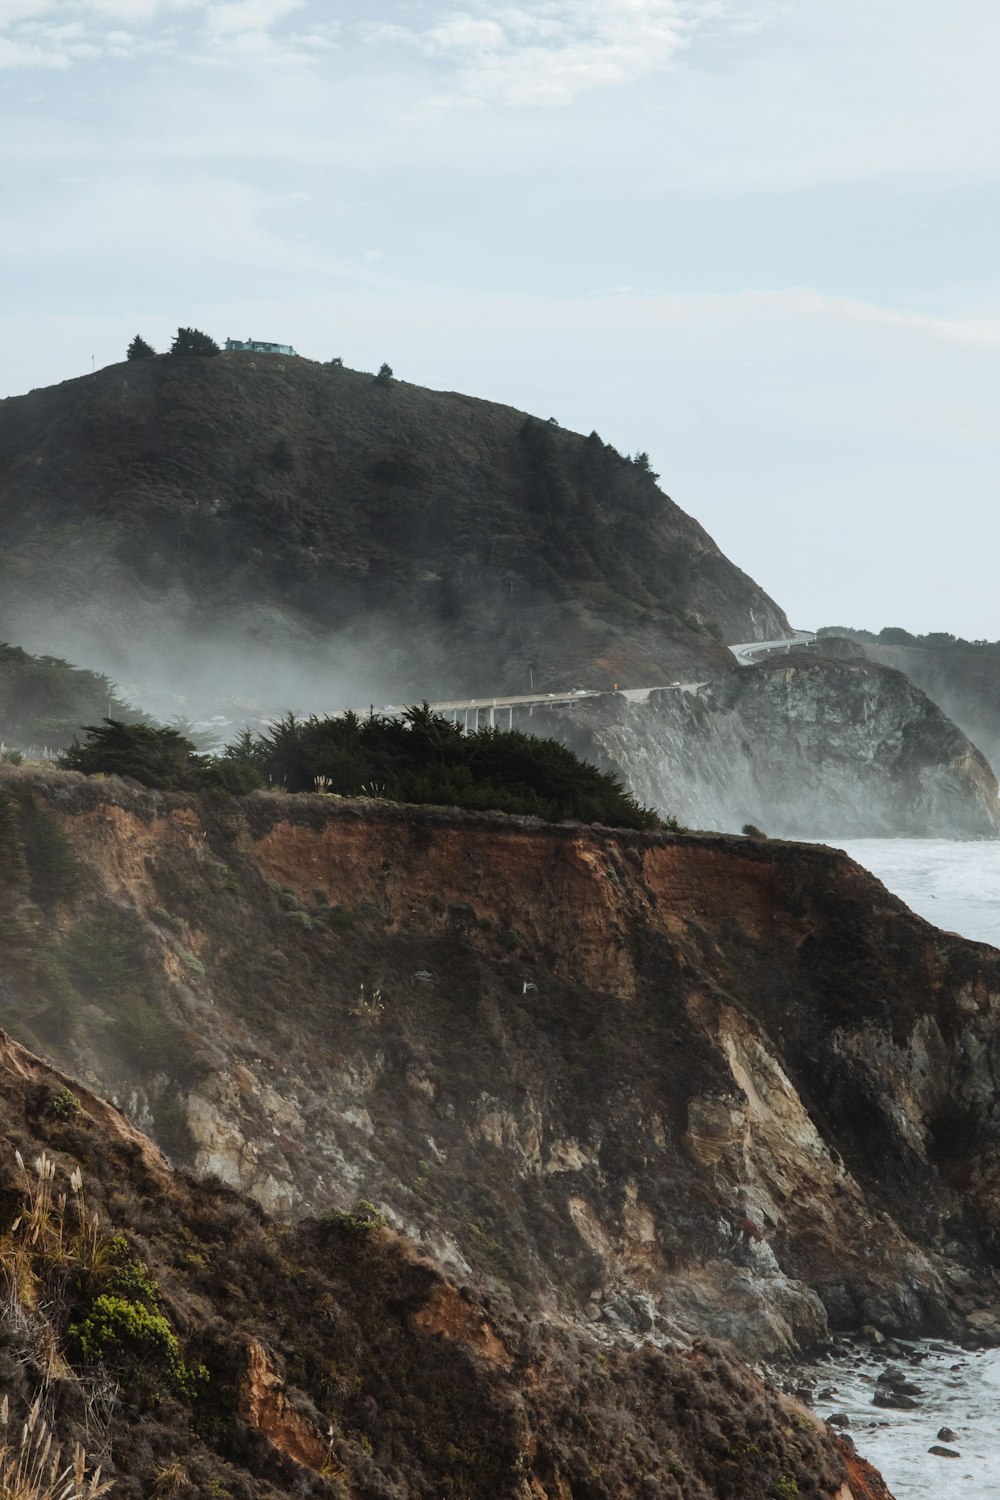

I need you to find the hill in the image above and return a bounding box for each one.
[0,353,789,707]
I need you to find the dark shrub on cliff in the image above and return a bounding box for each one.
[60,719,199,789]
[59,708,660,827]
[228,704,662,827]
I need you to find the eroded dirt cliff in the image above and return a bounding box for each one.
[3,767,1000,1367]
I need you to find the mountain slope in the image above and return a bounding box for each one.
[0,354,788,705]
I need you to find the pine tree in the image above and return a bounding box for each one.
[170,327,220,357]
[126,334,156,360]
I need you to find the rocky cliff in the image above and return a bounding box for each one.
[0,355,789,706]
[533,652,1000,836]
[853,641,1000,782]
[0,1028,885,1499]
[5,765,1000,1375]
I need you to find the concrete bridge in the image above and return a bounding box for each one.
[378,630,813,730]
[728,629,816,665]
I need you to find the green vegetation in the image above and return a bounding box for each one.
[49,1086,81,1120]
[820,625,1000,655]
[169,326,219,357]
[2,1151,206,1419]
[0,354,780,695]
[127,334,156,360]
[70,1294,207,1401]
[60,719,198,789]
[59,707,662,828]
[741,823,768,839]
[0,642,140,752]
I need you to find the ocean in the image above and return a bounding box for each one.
[796,1340,1000,1499]
[829,838,1000,950]
[809,838,1000,1497]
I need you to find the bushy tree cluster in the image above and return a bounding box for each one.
[0,644,141,751]
[170,327,220,357]
[60,720,199,789]
[59,709,661,828]
[819,625,1000,655]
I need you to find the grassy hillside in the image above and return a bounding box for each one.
[0,353,789,704]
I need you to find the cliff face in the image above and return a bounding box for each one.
[5,767,1000,1369]
[856,642,1000,781]
[0,1030,876,1500]
[535,653,1000,836]
[0,355,789,703]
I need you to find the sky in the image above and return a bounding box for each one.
[3,0,999,637]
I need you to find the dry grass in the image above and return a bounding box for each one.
[0,1395,112,1498]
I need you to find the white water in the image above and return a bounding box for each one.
[802,841,1000,1495]
[798,1341,1000,1499]
[827,839,1000,950]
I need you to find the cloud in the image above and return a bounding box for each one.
[0,0,317,67]
[204,0,302,37]
[363,0,717,106]
[0,0,55,19]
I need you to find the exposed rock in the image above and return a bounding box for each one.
[873,1389,920,1410]
[239,1339,332,1472]
[0,1025,869,1500]
[928,1444,960,1458]
[534,653,1000,836]
[937,1426,958,1442]
[5,766,1000,1368]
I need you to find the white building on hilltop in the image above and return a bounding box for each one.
[225,337,298,356]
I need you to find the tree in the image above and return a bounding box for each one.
[270,437,295,473]
[127,335,155,361]
[170,327,220,357]
[375,363,393,382]
[59,720,200,789]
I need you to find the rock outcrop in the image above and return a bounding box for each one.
[534,652,1000,836]
[4,766,1000,1369]
[853,639,1000,781]
[0,1019,870,1499]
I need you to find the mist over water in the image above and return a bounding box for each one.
[829,839,1000,949]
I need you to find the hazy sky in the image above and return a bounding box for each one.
[3,1,999,637]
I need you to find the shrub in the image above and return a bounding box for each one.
[70,1295,207,1400]
[741,823,768,839]
[269,437,295,473]
[49,1087,81,1120]
[169,327,220,357]
[127,334,156,360]
[60,719,199,790]
[375,362,393,382]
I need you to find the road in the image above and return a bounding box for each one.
[385,630,813,726]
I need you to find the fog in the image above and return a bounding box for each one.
[0,559,571,746]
